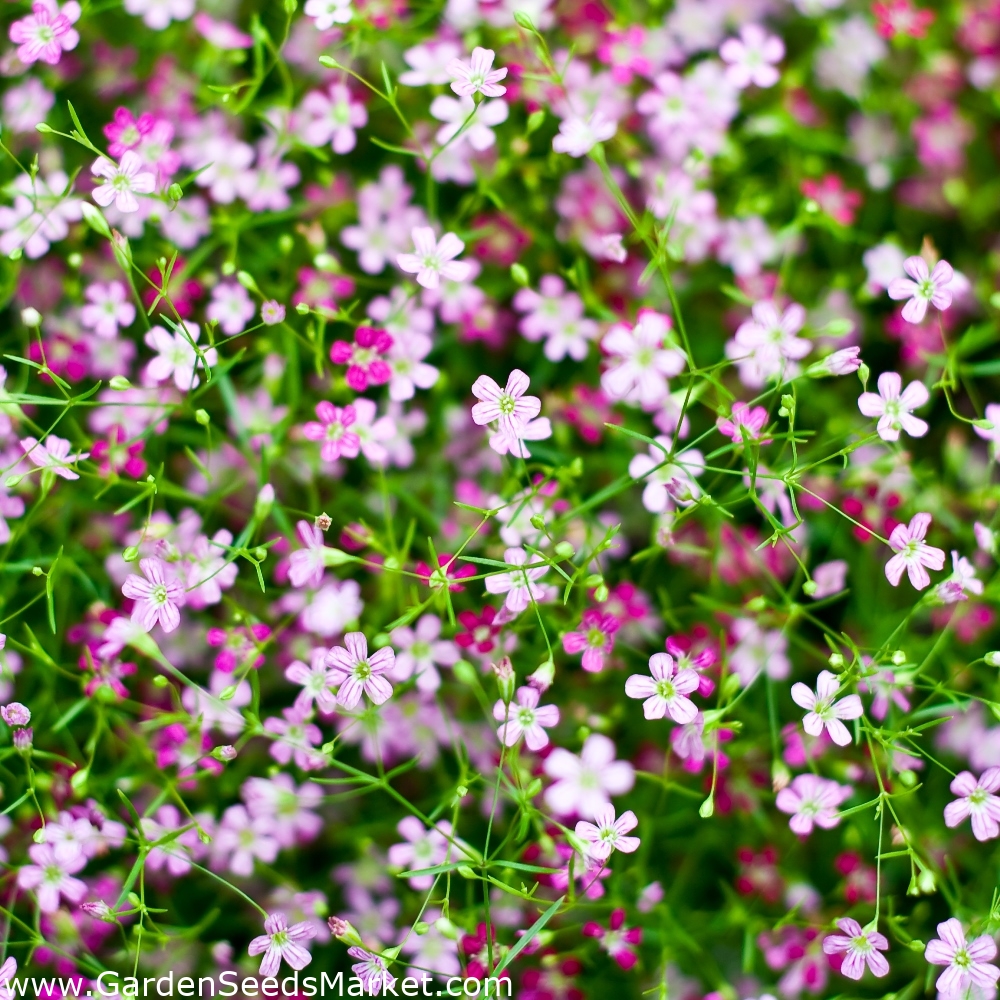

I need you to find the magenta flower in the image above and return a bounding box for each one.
[575,805,640,861]
[9,1,79,65]
[944,768,1000,841]
[562,610,620,673]
[885,512,946,590]
[16,843,86,912]
[302,402,361,462]
[790,670,863,747]
[716,402,770,444]
[248,912,316,977]
[858,372,930,442]
[625,652,699,723]
[91,151,157,214]
[325,632,394,710]
[776,774,852,835]
[925,918,999,997]
[720,24,784,89]
[822,918,889,980]
[888,255,954,323]
[330,326,393,391]
[397,227,472,290]
[121,557,186,633]
[447,47,507,98]
[493,685,559,751]
[582,909,642,970]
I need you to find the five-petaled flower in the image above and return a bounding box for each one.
[885,512,946,591]
[575,805,640,861]
[20,435,89,480]
[775,774,852,835]
[494,685,559,750]
[122,557,186,633]
[822,918,890,980]
[397,228,472,290]
[484,547,548,613]
[447,47,507,98]
[924,918,1000,998]
[858,372,930,442]
[790,670,863,747]
[944,768,1000,842]
[91,151,157,214]
[888,255,953,323]
[330,326,393,391]
[470,369,552,459]
[325,632,395,709]
[302,402,361,462]
[9,1,79,66]
[625,652,699,723]
[247,912,317,977]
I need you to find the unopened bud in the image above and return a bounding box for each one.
[891,650,906,666]
[12,727,32,750]
[594,583,609,602]
[195,409,210,426]
[123,545,139,563]
[802,580,817,596]
[492,656,515,702]
[528,658,555,692]
[254,484,275,521]
[828,652,845,668]
[212,745,237,762]
[986,651,1000,667]
[510,263,529,286]
[20,307,41,327]
[109,375,131,390]
[554,541,575,559]
[295,302,310,315]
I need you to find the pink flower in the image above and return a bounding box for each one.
[726,300,811,388]
[325,632,394,709]
[213,804,278,876]
[719,24,784,89]
[19,436,89,480]
[924,918,999,997]
[790,670,863,747]
[300,84,368,155]
[582,909,642,970]
[716,402,770,444]
[397,228,472,290]
[289,521,326,590]
[16,843,86,912]
[484,547,548,614]
[121,557,185,633]
[625,652,699,723]
[822,918,889,980]
[447,47,507,98]
[81,281,135,338]
[543,733,635,819]
[494,685,559,751]
[285,647,337,714]
[873,0,935,38]
[9,1,79,66]
[600,310,685,410]
[144,322,217,391]
[775,774,852,835]
[944,768,1000,841]
[575,805,640,861]
[1,702,30,727]
[348,948,395,993]
[552,113,617,157]
[562,610,620,673]
[0,958,16,1000]
[887,256,954,323]
[248,912,316,978]
[470,369,548,458]
[800,175,862,226]
[91,151,157,214]
[885,513,946,590]
[329,326,393,391]
[809,560,847,599]
[388,816,453,889]
[858,372,930,442]
[302,402,361,462]
[809,347,862,377]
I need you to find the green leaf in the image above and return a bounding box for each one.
[493,895,564,975]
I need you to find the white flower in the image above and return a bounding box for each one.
[303,0,352,26]
[397,227,472,290]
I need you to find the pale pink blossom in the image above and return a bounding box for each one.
[484,547,548,614]
[561,610,620,673]
[397,228,472,290]
[575,805,640,861]
[16,843,86,912]
[91,151,157,214]
[887,256,954,323]
[8,1,79,66]
[289,520,326,590]
[145,322,217,391]
[325,632,394,709]
[122,557,186,633]
[19,436,89,480]
[470,369,551,458]
[625,652,699,723]
[214,804,279,877]
[944,768,1000,841]
[248,912,317,977]
[601,311,686,409]
[81,281,135,338]
[388,816,453,889]
[885,513,945,590]
[552,112,617,157]
[776,774,852,835]
[822,918,889,980]
[447,47,508,98]
[726,300,811,388]
[303,0,352,27]
[494,685,559,750]
[544,733,635,819]
[790,670,863,746]
[924,919,999,998]
[858,372,929,441]
[720,24,784,89]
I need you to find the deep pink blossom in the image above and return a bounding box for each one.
[329,326,393,391]
[562,610,620,673]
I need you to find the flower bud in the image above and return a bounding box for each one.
[80,901,115,921]
[109,375,131,390]
[510,263,529,286]
[492,656,515,702]
[21,307,42,327]
[554,541,575,559]
[254,484,275,521]
[771,759,791,792]
[986,651,1000,667]
[528,657,554,692]
[123,545,139,563]
[195,409,210,426]
[807,347,862,377]
[891,650,906,665]
[212,745,237,761]
[12,727,32,750]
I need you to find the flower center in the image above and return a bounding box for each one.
[152,584,168,605]
[498,393,516,416]
[655,679,676,701]
[587,628,605,648]
[354,660,372,680]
